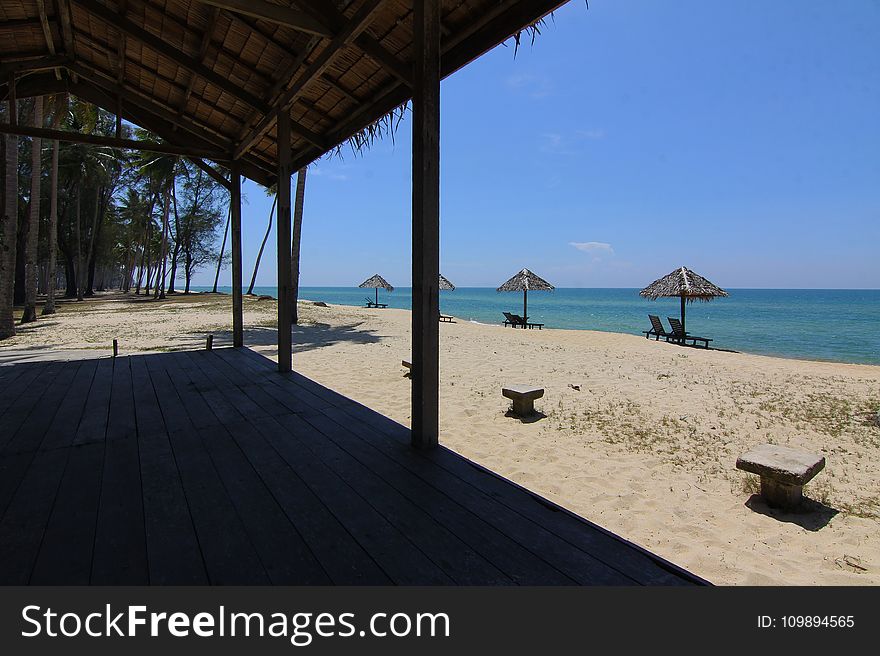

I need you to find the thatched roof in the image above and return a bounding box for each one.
[496,268,554,292]
[438,274,455,291]
[639,267,729,303]
[358,273,393,291]
[0,0,567,187]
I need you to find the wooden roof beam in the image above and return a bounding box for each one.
[0,56,70,77]
[188,157,231,190]
[0,121,226,159]
[74,0,271,114]
[234,0,386,159]
[300,3,411,86]
[35,0,63,80]
[191,0,333,38]
[175,6,219,125]
[56,0,78,82]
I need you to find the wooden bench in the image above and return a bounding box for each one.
[401,360,412,375]
[502,385,544,417]
[736,444,825,510]
[439,314,454,323]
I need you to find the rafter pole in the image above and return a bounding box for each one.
[192,0,332,37]
[230,160,243,347]
[234,0,385,159]
[35,0,62,80]
[0,122,226,158]
[74,0,270,114]
[188,157,231,190]
[410,0,440,449]
[276,111,293,372]
[56,0,78,82]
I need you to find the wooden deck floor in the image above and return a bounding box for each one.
[0,348,706,585]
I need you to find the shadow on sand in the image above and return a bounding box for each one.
[744,494,839,531]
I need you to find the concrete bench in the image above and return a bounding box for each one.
[736,444,825,511]
[502,385,544,417]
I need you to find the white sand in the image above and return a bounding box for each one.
[4,291,879,585]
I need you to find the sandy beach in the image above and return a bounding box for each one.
[3,291,879,585]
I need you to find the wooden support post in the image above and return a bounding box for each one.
[112,339,118,357]
[411,0,441,449]
[276,112,293,373]
[230,161,243,347]
[206,334,213,351]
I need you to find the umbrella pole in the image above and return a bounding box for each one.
[681,295,686,334]
[523,289,528,325]
[376,287,379,306]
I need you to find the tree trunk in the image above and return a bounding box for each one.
[168,183,181,294]
[212,207,230,293]
[248,196,276,295]
[75,191,83,301]
[291,166,307,324]
[84,185,101,296]
[42,136,60,313]
[22,96,43,323]
[156,181,171,299]
[0,103,17,339]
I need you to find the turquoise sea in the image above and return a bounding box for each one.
[200,287,880,366]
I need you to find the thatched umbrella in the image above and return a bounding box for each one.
[639,266,728,334]
[438,274,455,291]
[496,268,555,321]
[359,273,394,306]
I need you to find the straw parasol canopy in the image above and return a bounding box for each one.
[496,268,555,322]
[439,274,455,291]
[639,267,728,333]
[359,274,394,306]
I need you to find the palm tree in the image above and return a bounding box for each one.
[21,97,43,323]
[42,93,68,316]
[1,99,19,339]
[247,188,276,295]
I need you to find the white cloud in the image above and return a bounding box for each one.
[570,241,615,256]
[310,167,349,181]
[505,72,553,99]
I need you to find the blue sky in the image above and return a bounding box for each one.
[202,0,880,289]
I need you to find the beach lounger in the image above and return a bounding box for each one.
[365,297,388,308]
[439,314,454,322]
[667,317,712,348]
[502,312,544,330]
[643,314,673,341]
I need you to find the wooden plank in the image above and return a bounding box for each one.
[90,436,148,584]
[167,427,269,584]
[249,415,452,584]
[1,360,80,455]
[195,423,330,584]
[271,413,507,584]
[29,442,104,584]
[199,350,294,417]
[39,359,99,451]
[0,361,51,421]
[106,356,137,440]
[148,352,220,430]
[131,354,174,435]
[74,357,114,445]
[411,0,441,449]
[138,429,208,584]
[338,401,701,585]
[184,351,269,420]
[0,361,59,449]
[226,418,390,584]
[0,448,69,584]
[302,409,578,585]
[132,353,208,583]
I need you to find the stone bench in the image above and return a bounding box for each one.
[736,444,825,511]
[502,385,544,417]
